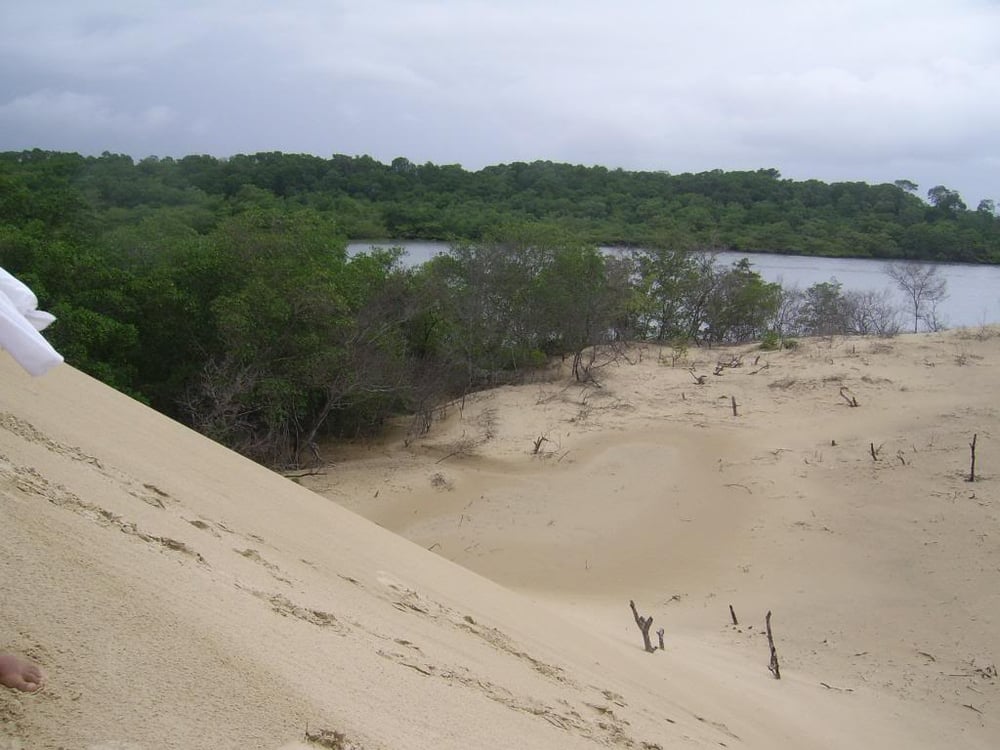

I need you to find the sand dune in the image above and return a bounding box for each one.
[2,330,997,748]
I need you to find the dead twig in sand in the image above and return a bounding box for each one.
[765,610,781,679]
[436,434,483,464]
[629,600,657,653]
[967,433,978,482]
[819,682,854,693]
[724,483,753,494]
[839,386,859,407]
[729,605,739,626]
[949,662,999,680]
[713,354,744,375]
[282,469,322,479]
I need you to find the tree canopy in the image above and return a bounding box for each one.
[3,149,998,263]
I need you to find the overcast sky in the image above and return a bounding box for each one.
[1,1,998,203]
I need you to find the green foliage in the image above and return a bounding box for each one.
[701,259,782,344]
[5,150,998,263]
[799,280,850,336]
[411,226,618,383]
[759,331,781,351]
[632,247,706,341]
[181,210,404,465]
[46,301,142,396]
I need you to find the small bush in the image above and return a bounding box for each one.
[760,331,781,351]
[760,331,798,351]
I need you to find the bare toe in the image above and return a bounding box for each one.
[0,653,47,693]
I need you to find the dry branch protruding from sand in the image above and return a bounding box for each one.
[839,386,859,407]
[629,600,658,653]
[967,433,978,482]
[714,354,744,375]
[870,442,882,461]
[765,610,781,679]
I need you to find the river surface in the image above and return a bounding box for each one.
[347,240,1000,328]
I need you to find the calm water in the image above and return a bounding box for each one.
[347,240,1000,328]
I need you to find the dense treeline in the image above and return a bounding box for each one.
[2,149,998,262]
[0,149,967,466]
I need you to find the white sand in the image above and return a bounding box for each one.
[2,330,997,748]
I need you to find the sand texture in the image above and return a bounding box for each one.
[2,330,998,748]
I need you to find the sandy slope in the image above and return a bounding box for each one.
[2,330,998,749]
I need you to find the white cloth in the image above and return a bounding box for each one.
[0,267,64,376]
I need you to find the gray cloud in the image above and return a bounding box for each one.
[0,90,174,131]
[1,0,998,202]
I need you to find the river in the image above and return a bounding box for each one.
[347,240,1000,328]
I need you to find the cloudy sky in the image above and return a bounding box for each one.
[1,1,998,204]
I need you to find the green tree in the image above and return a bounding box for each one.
[927,185,967,217]
[631,247,704,341]
[799,279,850,336]
[701,259,781,344]
[182,210,410,466]
[534,242,621,381]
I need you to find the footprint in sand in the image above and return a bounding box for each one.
[1,414,177,512]
[235,547,292,584]
[1,455,205,565]
[248,590,349,634]
[186,518,221,537]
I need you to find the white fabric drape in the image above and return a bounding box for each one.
[0,267,64,376]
